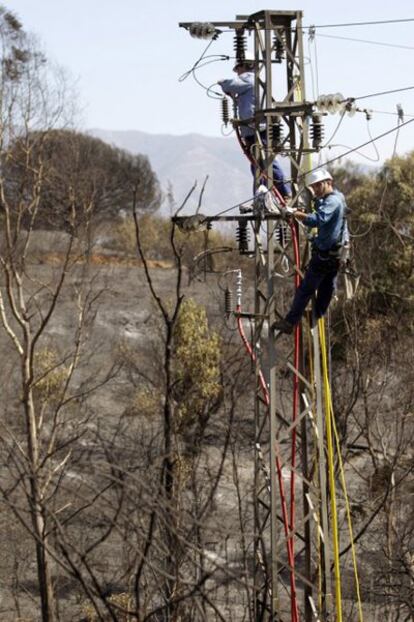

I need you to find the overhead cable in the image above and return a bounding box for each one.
[370,108,414,118]
[301,17,414,29]
[348,85,414,102]
[316,33,414,51]
[303,116,414,178]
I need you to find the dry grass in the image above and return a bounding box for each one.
[36,251,174,269]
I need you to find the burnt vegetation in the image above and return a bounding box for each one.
[0,6,412,622]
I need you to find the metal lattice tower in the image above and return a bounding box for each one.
[178,10,333,622]
[246,12,316,621]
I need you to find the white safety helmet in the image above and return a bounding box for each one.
[233,51,255,70]
[306,169,333,186]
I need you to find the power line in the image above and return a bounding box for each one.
[302,17,414,29]
[322,111,346,149]
[310,116,414,174]
[326,143,381,164]
[348,85,414,102]
[212,118,414,214]
[370,109,414,118]
[317,33,414,51]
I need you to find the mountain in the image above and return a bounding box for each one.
[90,129,254,216]
[91,129,379,219]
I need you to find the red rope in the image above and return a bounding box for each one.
[235,125,301,621]
[234,126,287,208]
[236,310,299,622]
[289,221,301,622]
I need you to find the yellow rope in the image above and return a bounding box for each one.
[329,373,365,620]
[319,318,343,622]
[319,318,365,621]
[332,416,365,620]
[305,328,323,611]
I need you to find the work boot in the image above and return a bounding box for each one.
[272,318,294,335]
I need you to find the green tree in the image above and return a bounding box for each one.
[328,158,414,621]
[4,129,161,230]
[344,153,414,321]
[173,297,222,450]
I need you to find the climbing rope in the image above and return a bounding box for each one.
[319,318,365,621]
[319,318,343,621]
[236,304,299,622]
[318,317,365,621]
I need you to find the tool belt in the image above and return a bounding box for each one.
[312,244,342,259]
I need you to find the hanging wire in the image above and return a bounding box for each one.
[339,116,379,240]
[294,116,414,183]
[376,104,403,223]
[307,32,319,100]
[322,110,346,149]
[326,143,382,163]
[312,32,320,99]
[307,30,323,164]
[178,34,233,99]
[364,118,381,162]
[347,105,404,239]
[220,125,234,137]
[178,38,217,81]
[181,63,229,98]
[186,67,231,99]
[325,109,381,165]
[391,106,404,157]
[181,55,231,73]
[206,81,226,99]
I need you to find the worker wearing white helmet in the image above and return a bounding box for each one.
[273,168,349,335]
[217,53,291,198]
[305,169,333,185]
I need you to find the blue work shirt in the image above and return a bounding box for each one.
[303,189,349,251]
[218,70,255,137]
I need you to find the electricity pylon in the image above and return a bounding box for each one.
[178,10,329,621]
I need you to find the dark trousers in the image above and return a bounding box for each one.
[244,135,291,197]
[285,251,340,326]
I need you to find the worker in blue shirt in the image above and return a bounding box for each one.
[273,169,349,334]
[218,53,291,199]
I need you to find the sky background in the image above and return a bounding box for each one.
[9,0,414,167]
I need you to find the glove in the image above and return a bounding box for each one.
[281,206,297,219]
[253,185,281,215]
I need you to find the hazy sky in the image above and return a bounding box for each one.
[9,0,414,165]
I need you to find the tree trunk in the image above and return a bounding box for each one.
[24,363,56,622]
